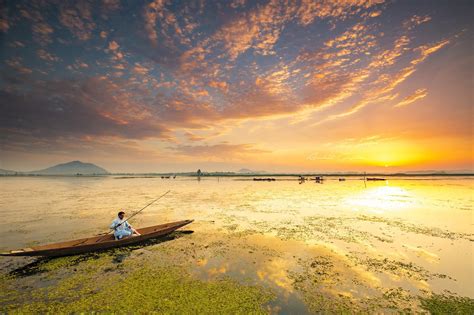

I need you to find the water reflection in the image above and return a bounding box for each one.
[0,175,473,308]
[345,184,415,213]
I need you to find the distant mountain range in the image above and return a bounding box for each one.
[0,161,109,175]
[237,168,266,174]
[0,162,472,176]
[0,168,16,175]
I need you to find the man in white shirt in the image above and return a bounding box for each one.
[110,211,141,240]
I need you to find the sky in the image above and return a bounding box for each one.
[0,0,472,173]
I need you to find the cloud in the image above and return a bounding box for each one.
[32,22,54,44]
[310,36,451,123]
[413,39,450,64]
[208,80,229,93]
[16,4,55,45]
[394,89,428,108]
[296,0,384,25]
[37,49,60,62]
[168,143,268,159]
[143,0,164,46]
[184,131,205,142]
[0,76,170,151]
[0,18,9,32]
[59,1,96,41]
[108,40,120,50]
[5,57,33,74]
[143,0,192,47]
[101,0,121,17]
[404,15,431,30]
[133,63,149,74]
[0,0,465,164]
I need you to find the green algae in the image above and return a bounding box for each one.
[1,227,472,314]
[349,256,449,282]
[419,293,474,314]
[357,215,474,242]
[4,266,273,314]
[1,247,274,314]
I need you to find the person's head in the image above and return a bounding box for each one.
[118,211,125,219]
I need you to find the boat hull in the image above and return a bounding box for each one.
[0,220,193,257]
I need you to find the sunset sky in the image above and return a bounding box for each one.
[0,0,472,173]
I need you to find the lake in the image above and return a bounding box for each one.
[0,175,473,313]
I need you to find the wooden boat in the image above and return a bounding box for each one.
[366,177,386,181]
[253,177,276,181]
[0,219,193,257]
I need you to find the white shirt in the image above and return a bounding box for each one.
[110,217,131,232]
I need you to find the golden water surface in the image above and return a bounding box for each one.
[0,175,472,312]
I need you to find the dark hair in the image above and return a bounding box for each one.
[118,211,125,216]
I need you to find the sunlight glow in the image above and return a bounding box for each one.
[346,185,414,213]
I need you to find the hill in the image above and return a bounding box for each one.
[237,168,266,174]
[29,161,109,175]
[0,168,16,175]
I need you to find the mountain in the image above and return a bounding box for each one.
[30,161,109,175]
[0,168,16,175]
[237,168,266,174]
[404,170,473,175]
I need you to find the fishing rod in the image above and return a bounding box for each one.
[113,190,171,229]
[92,190,171,243]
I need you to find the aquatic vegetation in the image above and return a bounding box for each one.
[1,256,274,313]
[350,256,449,282]
[1,174,473,314]
[357,215,474,242]
[419,292,474,314]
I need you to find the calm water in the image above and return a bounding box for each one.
[0,175,473,311]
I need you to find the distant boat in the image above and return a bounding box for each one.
[0,220,193,257]
[339,178,346,181]
[313,176,324,183]
[366,177,386,181]
[253,178,276,181]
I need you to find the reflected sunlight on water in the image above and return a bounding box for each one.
[345,184,415,213]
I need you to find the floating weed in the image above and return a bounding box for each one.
[419,292,474,314]
[357,215,474,242]
[2,264,274,314]
[2,227,472,314]
[350,256,448,282]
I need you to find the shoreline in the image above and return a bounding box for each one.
[1,173,473,178]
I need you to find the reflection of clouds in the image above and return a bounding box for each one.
[256,258,294,294]
[403,244,439,264]
[351,265,381,287]
[207,264,228,277]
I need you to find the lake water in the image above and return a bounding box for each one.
[0,175,473,312]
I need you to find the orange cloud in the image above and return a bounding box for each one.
[133,63,149,75]
[208,80,229,93]
[108,40,119,50]
[168,143,268,160]
[394,89,428,108]
[412,39,450,64]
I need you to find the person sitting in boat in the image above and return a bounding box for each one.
[110,211,141,240]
